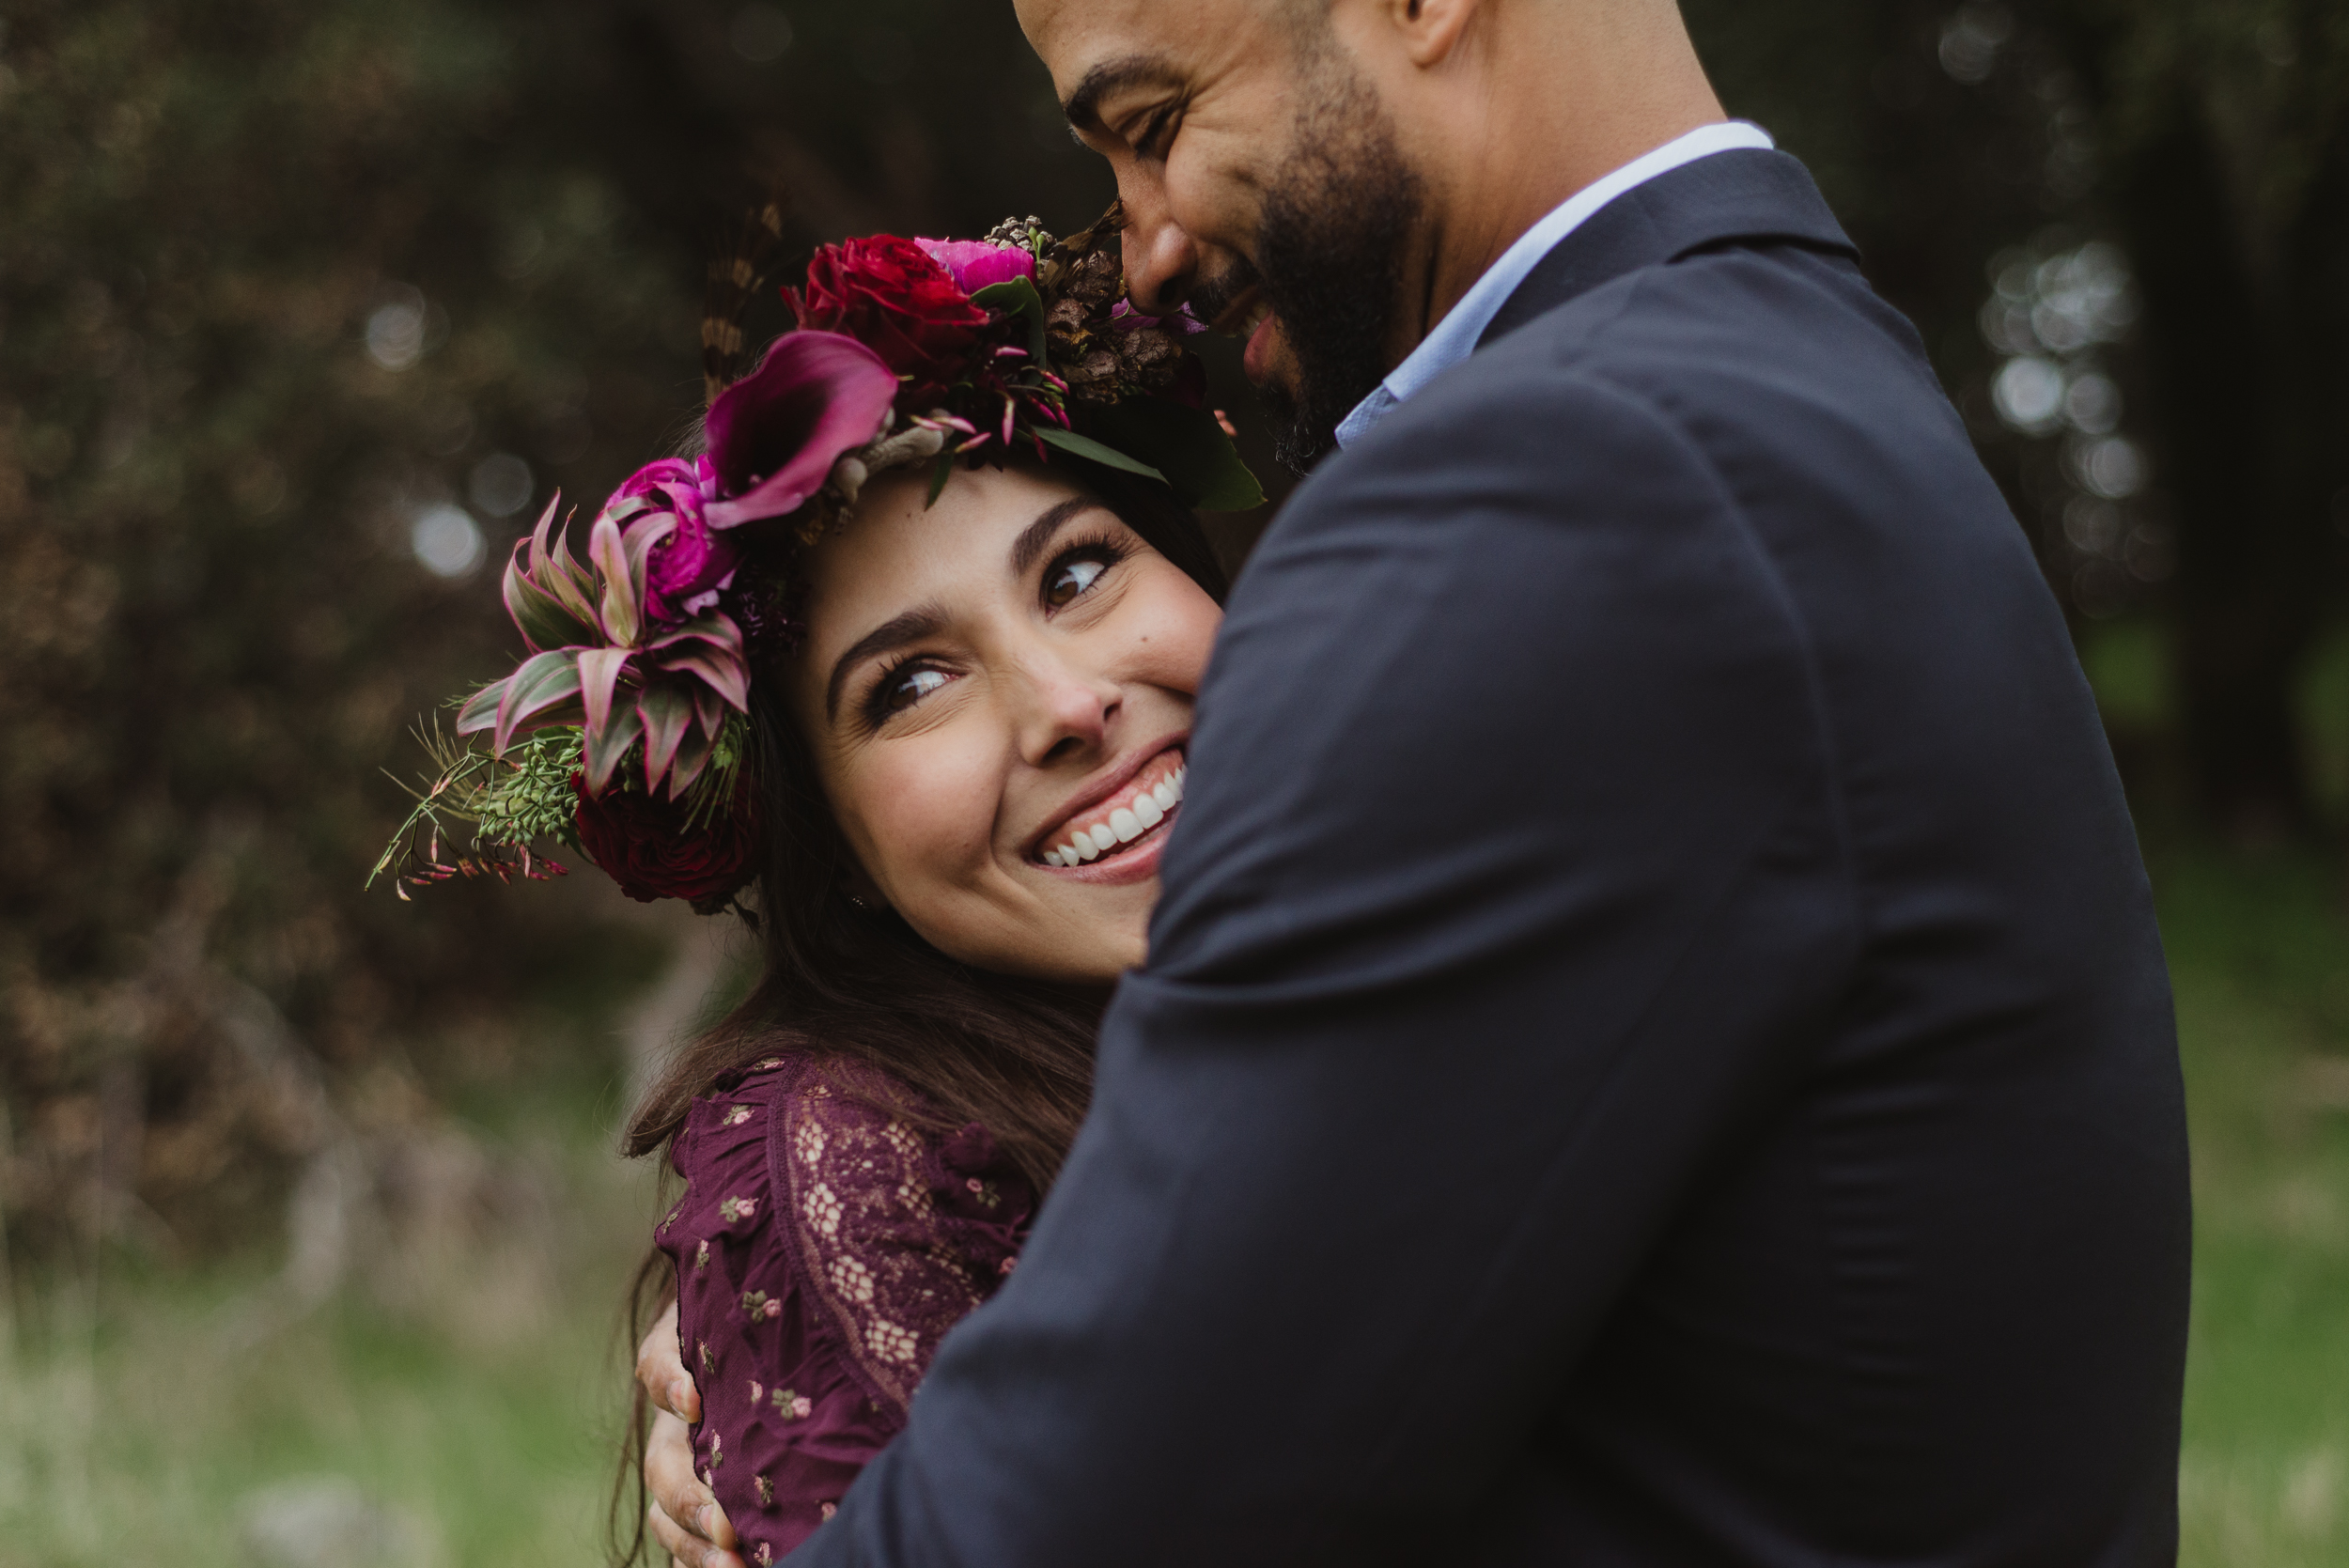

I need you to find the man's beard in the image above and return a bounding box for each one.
[1252,54,1425,474]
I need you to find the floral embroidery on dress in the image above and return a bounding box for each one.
[755,1473,774,1507]
[740,1289,782,1321]
[802,1182,843,1238]
[868,1318,919,1363]
[820,1502,837,1521]
[754,1545,773,1566]
[719,1194,758,1222]
[698,1339,713,1374]
[723,1104,755,1127]
[770,1387,813,1420]
[776,1063,1024,1417]
[694,1237,710,1272]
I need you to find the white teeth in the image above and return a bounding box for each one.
[1044,758,1190,868]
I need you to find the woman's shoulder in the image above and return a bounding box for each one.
[662,1046,1036,1411]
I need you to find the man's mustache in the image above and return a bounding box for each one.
[1185,255,1267,328]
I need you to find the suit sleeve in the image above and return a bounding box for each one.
[787,362,1859,1565]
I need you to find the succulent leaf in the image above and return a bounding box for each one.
[504,550,597,652]
[492,648,584,753]
[583,701,646,795]
[667,715,718,799]
[652,643,751,712]
[646,610,744,658]
[456,676,510,736]
[578,645,633,739]
[588,508,645,648]
[638,679,695,794]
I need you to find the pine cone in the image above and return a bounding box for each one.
[1112,326,1183,393]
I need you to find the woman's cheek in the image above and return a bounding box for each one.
[854,727,1006,901]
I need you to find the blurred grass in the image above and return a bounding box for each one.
[0,1077,668,1568]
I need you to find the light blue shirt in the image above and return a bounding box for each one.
[1332,121,1777,450]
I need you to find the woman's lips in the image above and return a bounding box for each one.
[1241,304,1280,385]
[1034,750,1187,871]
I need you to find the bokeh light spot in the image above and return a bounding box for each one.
[366,287,428,372]
[469,453,535,519]
[1993,355,2066,434]
[730,5,794,64]
[411,505,486,579]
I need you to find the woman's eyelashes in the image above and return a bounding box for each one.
[1042,536,1129,612]
[863,658,956,726]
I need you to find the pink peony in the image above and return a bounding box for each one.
[614,458,739,626]
[915,238,1038,296]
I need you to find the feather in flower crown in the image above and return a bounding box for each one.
[370,205,1262,914]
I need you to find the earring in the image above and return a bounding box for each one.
[848,893,869,911]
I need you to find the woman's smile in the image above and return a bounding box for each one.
[1031,742,1189,880]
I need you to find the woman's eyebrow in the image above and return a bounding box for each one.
[1011,498,1107,578]
[826,604,946,722]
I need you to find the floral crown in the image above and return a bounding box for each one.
[371,208,1262,914]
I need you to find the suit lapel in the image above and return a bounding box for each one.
[1478,149,1861,350]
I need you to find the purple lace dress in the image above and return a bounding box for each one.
[654,1051,1034,1564]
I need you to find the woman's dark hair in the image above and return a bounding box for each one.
[609,462,1227,1564]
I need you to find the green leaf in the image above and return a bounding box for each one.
[455,677,508,737]
[1034,424,1169,484]
[972,276,1049,362]
[1082,398,1268,511]
[925,451,955,509]
[505,559,597,652]
[583,702,646,795]
[637,679,695,795]
[493,648,583,753]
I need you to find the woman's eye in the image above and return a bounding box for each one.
[884,666,950,714]
[1045,557,1109,610]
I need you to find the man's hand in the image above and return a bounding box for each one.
[638,1297,742,1568]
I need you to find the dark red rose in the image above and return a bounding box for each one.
[571,772,760,909]
[787,235,992,408]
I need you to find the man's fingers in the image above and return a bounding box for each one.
[647,1409,739,1551]
[637,1297,701,1422]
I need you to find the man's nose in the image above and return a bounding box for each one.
[1118,178,1198,318]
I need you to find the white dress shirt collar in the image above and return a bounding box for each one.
[1332,121,1777,451]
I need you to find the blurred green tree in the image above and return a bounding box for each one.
[3,0,2344,1274]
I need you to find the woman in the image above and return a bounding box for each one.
[378,212,1256,1566]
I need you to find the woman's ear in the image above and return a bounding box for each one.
[839,860,890,914]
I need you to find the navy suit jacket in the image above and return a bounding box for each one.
[794,150,2191,1566]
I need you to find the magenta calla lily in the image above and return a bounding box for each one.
[915,238,1037,295]
[702,332,899,531]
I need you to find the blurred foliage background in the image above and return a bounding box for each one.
[0,0,2345,1562]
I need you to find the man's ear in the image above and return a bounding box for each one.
[1387,0,1482,67]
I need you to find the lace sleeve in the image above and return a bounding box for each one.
[770,1058,1034,1421]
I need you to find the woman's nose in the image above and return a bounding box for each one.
[1119,179,1198,318]
[1015,650,1122,768]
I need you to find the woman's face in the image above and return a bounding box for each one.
[784,462,1222,985]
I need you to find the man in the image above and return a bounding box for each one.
[647,1,2190,1561]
